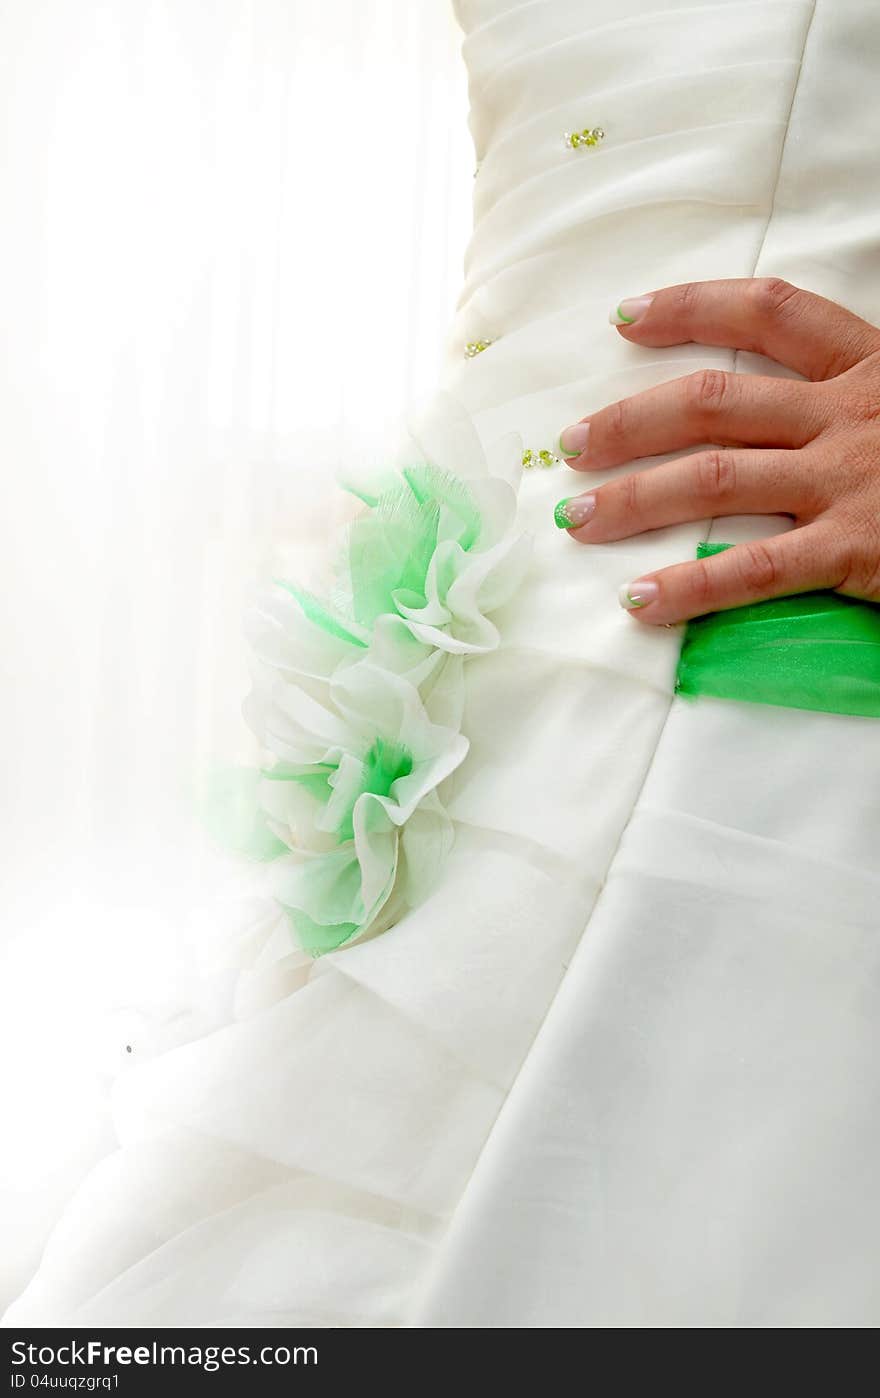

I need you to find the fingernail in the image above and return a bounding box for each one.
[554,494,596,529]
[609,295,654,326]
[618,578,659,610]
[558,422,590,457]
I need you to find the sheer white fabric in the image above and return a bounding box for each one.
[0,0,470,1311]
[6,0,880,1329]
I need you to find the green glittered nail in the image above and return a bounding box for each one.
[554,494,596,530]
[554,498,574,529]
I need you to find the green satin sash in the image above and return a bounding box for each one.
[675,542,880,718]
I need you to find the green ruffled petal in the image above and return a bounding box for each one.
[347,481,439,625]
[274,582,369,648]
[262,762,337,803]
[403,464,483,551]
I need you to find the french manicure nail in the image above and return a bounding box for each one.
[554,494,596,529]
[558,422,590,457]
[618,578,659,610]
[609,295,654,326]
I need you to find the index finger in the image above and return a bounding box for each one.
[611,278,880,382]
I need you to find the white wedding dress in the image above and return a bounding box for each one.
[8,0,880,1328]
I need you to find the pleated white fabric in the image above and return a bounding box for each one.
[7,0,880,1327]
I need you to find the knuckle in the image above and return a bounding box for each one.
[736,539,779,593]
[752,276,801,320]
[687,557,715,609]
[619,468,641,515]
[602,397,628,447]
[695,449,737,501]
[685,368,730,415]
[673,281,702,318]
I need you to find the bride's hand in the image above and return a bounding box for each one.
[554,278,880,625]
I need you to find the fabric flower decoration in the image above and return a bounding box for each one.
[246,661,467,955]
[238,403,529,956]
[246,593,466,733]
[264,464,530,663]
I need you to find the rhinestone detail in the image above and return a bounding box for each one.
[564,126,605,150]
[522,447,560,470]
[464,339,494,359]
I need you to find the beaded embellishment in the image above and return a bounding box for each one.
[564,126,605,150]
[522,448,560,470]
[464,339,494,359]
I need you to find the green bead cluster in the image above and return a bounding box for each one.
[522,447,558,470]
[464,339,493,358]
[564,126,605,149]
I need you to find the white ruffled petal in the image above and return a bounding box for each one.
[455,477,518,549]
[258,771,337,855]
[397,794,455,908]
[273,847,364,931]
[398,392,494,481]
[352,797,399,927]
[449,530,533,622]
[246,585,365,682]
[398,524,532,655]
[246,672,353,766]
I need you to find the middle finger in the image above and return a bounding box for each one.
[555,447,824,541]
[560,370,828,471]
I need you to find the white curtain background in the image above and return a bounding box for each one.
[0,0,471,1309]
